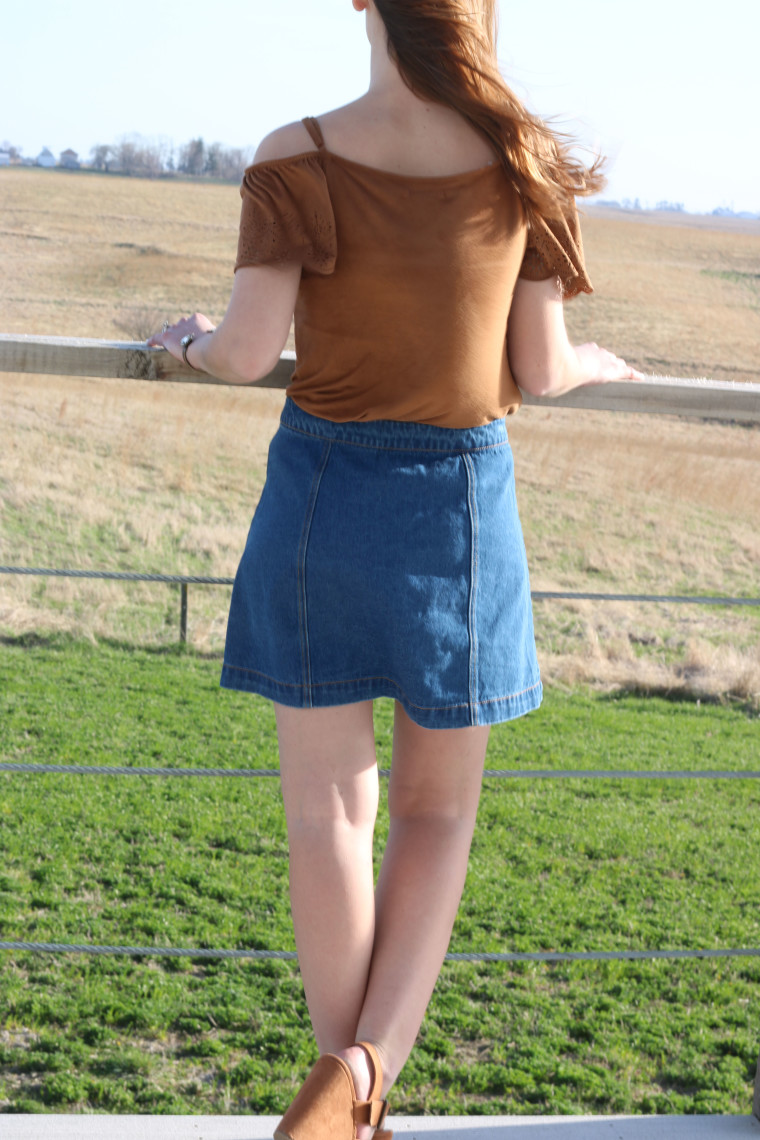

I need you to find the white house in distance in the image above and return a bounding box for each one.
[36,147,55,168]
[60,148,79,169]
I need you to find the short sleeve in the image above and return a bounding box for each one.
[519,200,592,299]
[235,155,337,276]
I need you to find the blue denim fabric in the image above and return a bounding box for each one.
[220,398,542,728]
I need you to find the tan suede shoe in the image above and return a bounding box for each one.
[274,1040,391,1140]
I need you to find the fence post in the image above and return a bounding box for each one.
[754,1051,760,1119]
[180,583,188,645]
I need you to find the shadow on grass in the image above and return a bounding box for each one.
[600,682,759,717]
[0,630,223,661]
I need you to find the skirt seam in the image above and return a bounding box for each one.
[296,439,333,705]
[463,451,479,726]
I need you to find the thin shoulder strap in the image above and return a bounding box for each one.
[302,116,326,151]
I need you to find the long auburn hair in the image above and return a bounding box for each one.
[372,0,605,221]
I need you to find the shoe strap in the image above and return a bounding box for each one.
[352,1040,388,1129]
[353,1097,390,1129]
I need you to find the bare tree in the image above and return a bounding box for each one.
[90,144,113,172]
[114,136,164,178]
[83,134,250,181]
[204,141,224,177]
[218,146,252,181]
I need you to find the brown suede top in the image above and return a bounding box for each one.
[235,117,592,427]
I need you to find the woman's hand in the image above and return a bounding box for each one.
[509,277,647,398]
[572,342,646,386]
[147,313,216,368]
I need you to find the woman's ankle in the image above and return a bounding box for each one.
[335,1045,374,1139]
[336,1043,372,1097]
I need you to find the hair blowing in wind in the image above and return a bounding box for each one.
[373,0,606,221]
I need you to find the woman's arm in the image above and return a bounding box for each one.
[148,261,300,384]
[148,123,316,382]
[507,275,644,397]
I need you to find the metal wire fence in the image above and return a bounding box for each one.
[3,565,758,644]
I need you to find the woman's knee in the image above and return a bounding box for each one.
[275,701,380,828]
[388,703,489,822]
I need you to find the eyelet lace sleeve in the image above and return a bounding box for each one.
[519,201,592,299]
[235,155,337,276]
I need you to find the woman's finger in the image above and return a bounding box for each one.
[147,318,176,347]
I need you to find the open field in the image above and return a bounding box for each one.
[0,168,759,701]
[1,173,759,1118]
[1,641,759,1116]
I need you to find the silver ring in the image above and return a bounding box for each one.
[161,320,170,333]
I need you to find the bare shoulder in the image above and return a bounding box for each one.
[254,121,315,164]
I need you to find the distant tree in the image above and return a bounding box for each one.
[90,143,113,172]
[219,146,252,181]
[114,136,164,177]
[81,134,250,181]
[178,137,205,176]
[204,141,223,176]
[656,200,685,212]
[160,141,175,173]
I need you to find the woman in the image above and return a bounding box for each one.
[150,1,643,1136]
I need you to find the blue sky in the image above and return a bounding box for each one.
[3,0,758,214]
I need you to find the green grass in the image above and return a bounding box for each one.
[1,637,759,1116]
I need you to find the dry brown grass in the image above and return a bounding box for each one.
[1,169,759,701]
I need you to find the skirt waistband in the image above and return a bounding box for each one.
[280,397,509,453]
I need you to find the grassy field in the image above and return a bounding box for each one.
[1,638,759,1116]
[1,169,759,702]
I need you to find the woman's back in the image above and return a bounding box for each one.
[237,119,527,426]
[236,96,589,427]
[303,99,499,179]
[254,45,502,175]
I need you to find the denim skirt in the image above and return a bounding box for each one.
[220,397,542,729]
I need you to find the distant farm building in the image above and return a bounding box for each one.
[36,147,56,168]
[60,148,80,169]
[0,150,10,167]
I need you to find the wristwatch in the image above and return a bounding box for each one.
[180,329,215,370]
[180,333,198,369]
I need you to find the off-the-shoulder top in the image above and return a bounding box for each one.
[236,117,592,428]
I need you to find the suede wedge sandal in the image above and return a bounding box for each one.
[274,1040,391,1140]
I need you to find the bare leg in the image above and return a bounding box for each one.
[275,701,379,1054]
[276,697,489,1119]
[355,702,490,1095]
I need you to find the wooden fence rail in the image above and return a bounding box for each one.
[2,333,760,422]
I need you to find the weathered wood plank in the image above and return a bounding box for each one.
[1,334,758,422]
[520,376,760,422]
[0,334,295,389]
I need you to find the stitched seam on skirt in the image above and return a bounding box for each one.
[463,452,479,726]
[296,439,333,706]
[280,422,509,456]
[222,664,542,712]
